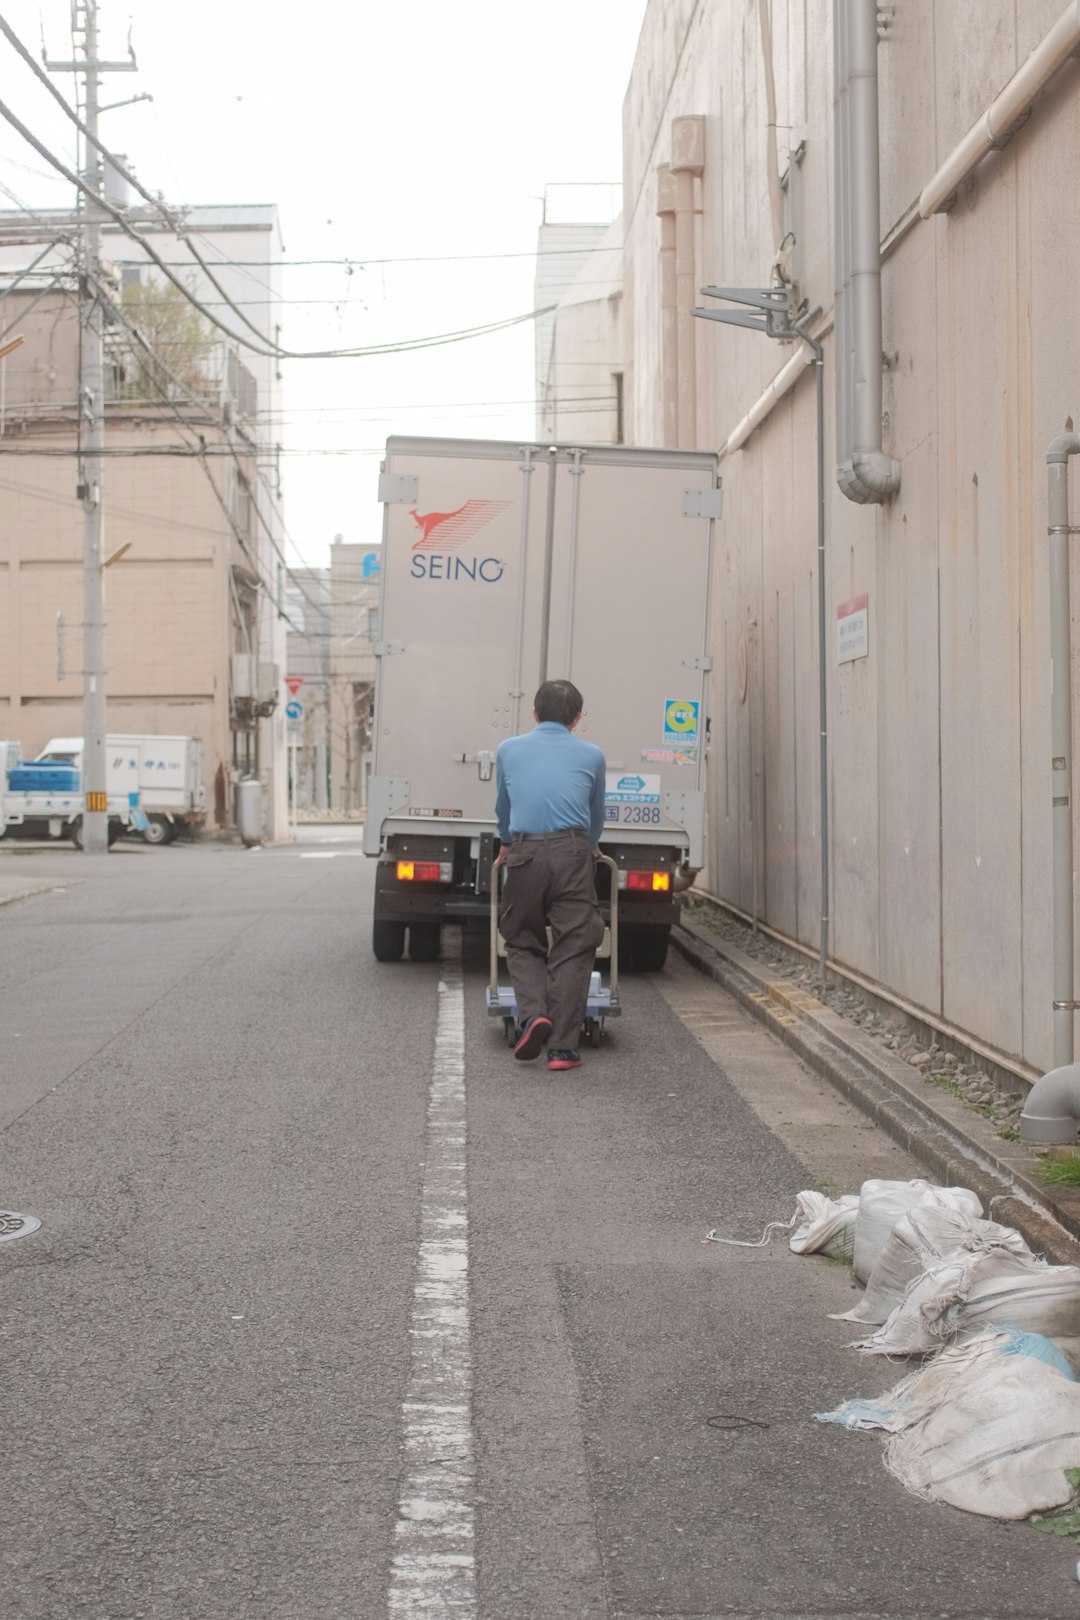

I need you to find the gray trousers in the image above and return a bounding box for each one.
[499,829,605,1049]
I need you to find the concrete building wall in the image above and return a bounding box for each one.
[612,0,1080,1074]
[540,221,624,444]
[0,204,288,837]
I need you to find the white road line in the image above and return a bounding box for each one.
[299,851,338,859]
[389,935,476,1617]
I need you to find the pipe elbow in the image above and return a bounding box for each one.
[836,452,900,505]
[1020,1062,1080,1145]
[1047,433,1080,466]
[852,449,901,501]
[673,864,699,894]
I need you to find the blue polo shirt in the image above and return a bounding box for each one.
[495,722,607,846]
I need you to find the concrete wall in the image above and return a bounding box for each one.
[617,0,1080,1073]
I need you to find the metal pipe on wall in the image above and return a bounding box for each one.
[1022,431,1080,1147]
[656,164,679,449]
[1047,432,1080,1068]
[834,0,899,505]
[670,116,705,448]
[920,0,1080,218]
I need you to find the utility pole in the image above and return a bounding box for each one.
[47,2,135,853]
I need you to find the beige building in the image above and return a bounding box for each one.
[551,0,1080,1079]
[284,543,381,813]
[0,204,288,838]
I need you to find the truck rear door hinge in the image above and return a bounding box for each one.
[683,485,723,519]
[453,750,495,781]
[374,641,405,657]
[684,655,714,672]
[378,472,419,505]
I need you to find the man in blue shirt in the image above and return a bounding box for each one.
[493,679,606,1071]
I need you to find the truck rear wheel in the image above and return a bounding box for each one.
[372,919,407,962]
[409,923,441,962]
[625,924,670,972]
[142,815,176,846]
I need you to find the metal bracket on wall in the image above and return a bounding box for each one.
[683,486,724,519]
[378,472,419,505]
[693,284,800,341]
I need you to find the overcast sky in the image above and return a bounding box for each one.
[0,0,647,566]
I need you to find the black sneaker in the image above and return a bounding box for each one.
[547,1048,582,1071]
[514,1015,552,1061]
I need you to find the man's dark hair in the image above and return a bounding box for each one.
[535,679,584,727]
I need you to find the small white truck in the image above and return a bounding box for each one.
[364,436,722,967]
[37,735,206,844]
[0,740,142,847]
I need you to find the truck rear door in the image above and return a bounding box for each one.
[544,445,719,861]
[368,438,549,847]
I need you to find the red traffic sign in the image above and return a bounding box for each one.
[284,676,303,696]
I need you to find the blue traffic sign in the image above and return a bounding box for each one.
[285,700,304,721]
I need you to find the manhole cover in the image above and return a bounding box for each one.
[0,1211,41,1243]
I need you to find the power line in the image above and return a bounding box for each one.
[0,24,559,363]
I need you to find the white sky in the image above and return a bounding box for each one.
[0,0,647,566]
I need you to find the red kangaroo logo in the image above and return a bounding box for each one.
[409,499,511,551]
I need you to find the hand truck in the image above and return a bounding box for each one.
[486,851,621,1049]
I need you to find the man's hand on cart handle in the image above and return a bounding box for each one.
[492,846,506,871]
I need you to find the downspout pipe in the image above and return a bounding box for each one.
[670,115,705,448]
[1022,432,1080,1145]
[834,0,900,505]
[656,164,678,449]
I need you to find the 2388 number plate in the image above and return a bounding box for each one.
[605,804,662,825]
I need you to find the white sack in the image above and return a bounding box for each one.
[852,1179,982,1284]
[817,1326,1075,1432]
[883,1341,1080,1519]
[789,1190,859,1259]
[834,1205,1028,1325]
[855,1248,1080,1356]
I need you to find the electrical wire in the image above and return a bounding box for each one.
[0,27,559,364]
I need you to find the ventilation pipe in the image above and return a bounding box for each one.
[1022,431,1080,1145]
[656,164,678,449]
[670,115,705,448]
[833,0,899,504]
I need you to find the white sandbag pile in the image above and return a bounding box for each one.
[851,1178,982,1284]
[852,1247,1080,1357]
[788,1189,859,1259]
[834,1200,1030,1326]
[818,1327,1080,1520]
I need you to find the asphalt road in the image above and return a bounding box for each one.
[0,828,1075,1619]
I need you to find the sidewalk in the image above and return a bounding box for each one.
[675,898,1080,1265]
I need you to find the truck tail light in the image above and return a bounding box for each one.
[619,870,671,892]
[396,860,452,882]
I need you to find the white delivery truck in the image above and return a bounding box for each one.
[364,436,722,968]
[0,740,142,846]
[37,735,206,843]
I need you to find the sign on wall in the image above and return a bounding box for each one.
[836,594,869,664]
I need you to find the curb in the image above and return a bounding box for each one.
[673,918,1080,1267]
[0,882,71,910]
